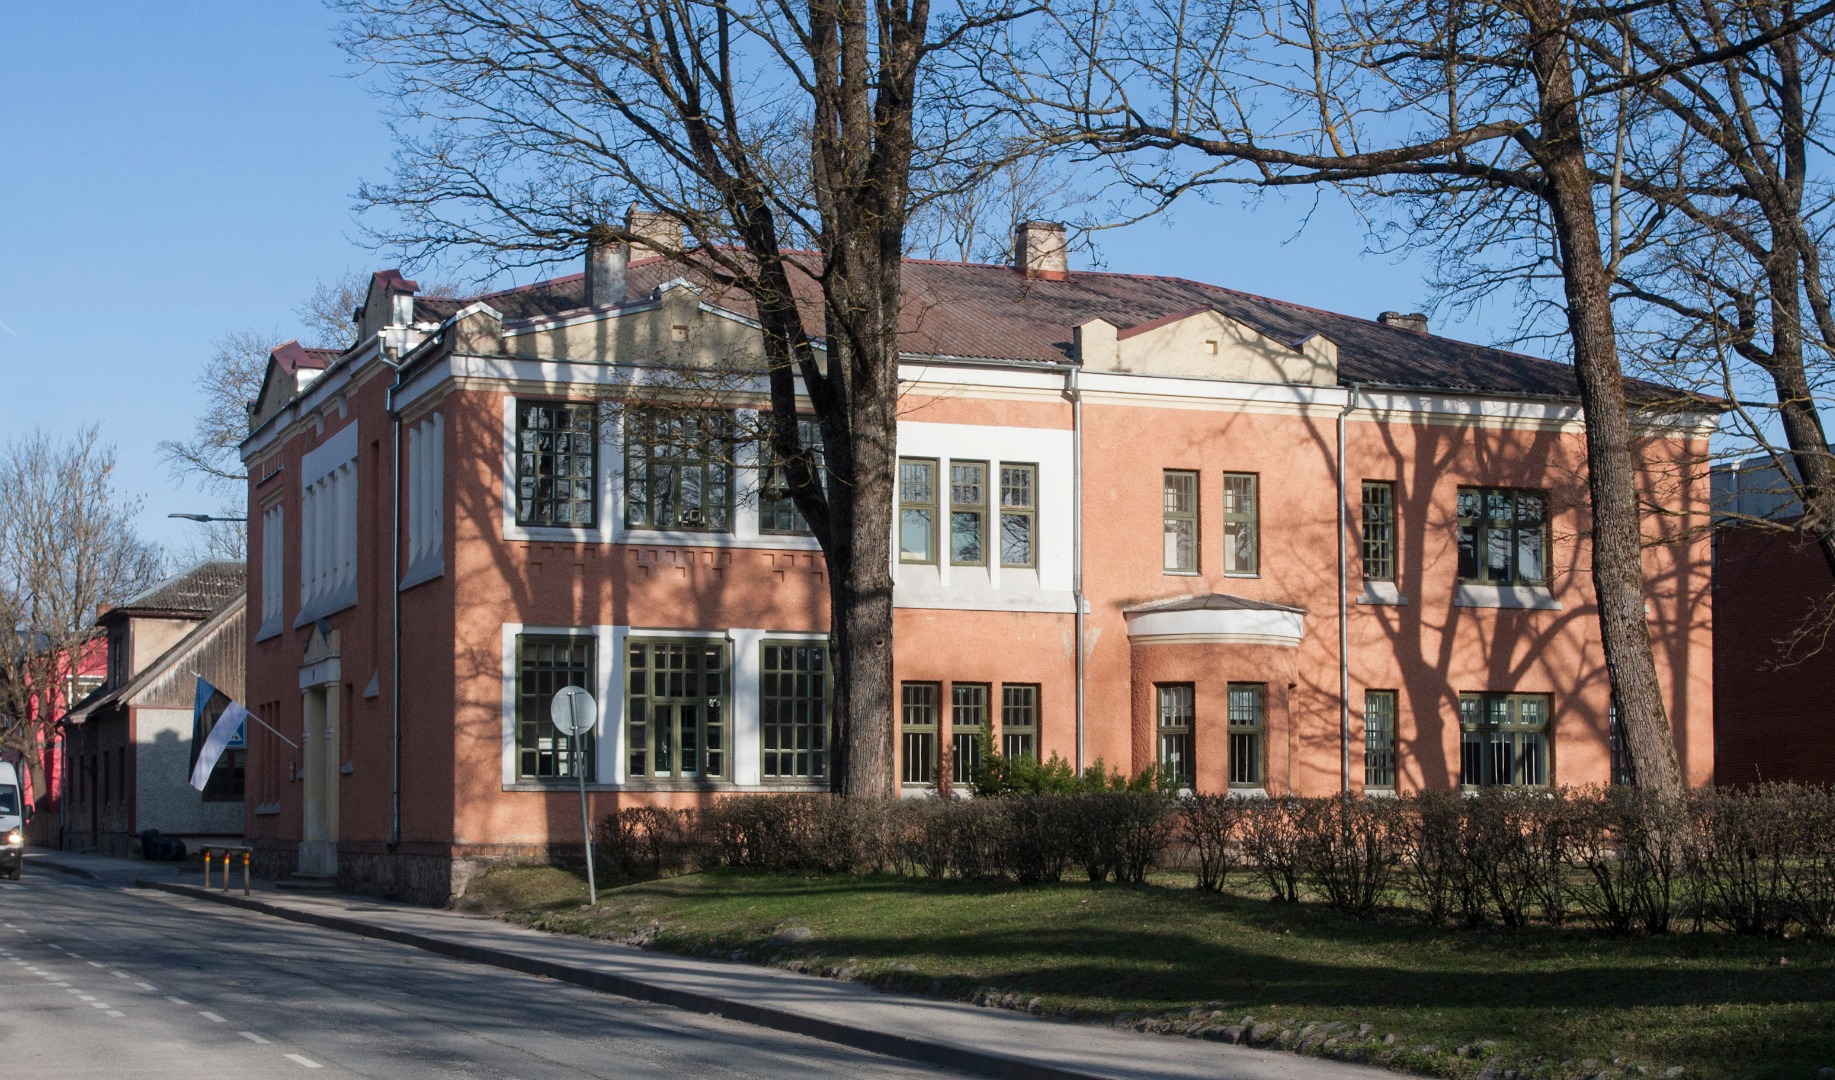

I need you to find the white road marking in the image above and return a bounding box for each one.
[77,994,94,1001]
[238,1031,270,1044]
[64,952,81,959]
[87,961,103,968]
[105,1010,123,1017]
[90,1001,109,1009]
[199,1011,227,1023]
[65,989,83,995]
[136,981,156,991]
[284,1055,322,1069]
[165,995,189,1005]
[112,971,129,979]
[0,884,21,891]
[47,944,63,951]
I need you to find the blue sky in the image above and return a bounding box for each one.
[0,2,1490,556]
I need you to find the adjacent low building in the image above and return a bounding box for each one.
[241,219,1718,903]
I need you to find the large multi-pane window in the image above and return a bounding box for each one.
[516,634,596,780]
[899,459,938,563]
[1222,473,1259,575]
[900,682,940,784]
[1163,471,1198,573]
[1228,684,1265,787]
[950,683,989,784]
[516,401,598,527]
[1157,684,1195,786]
[1000,684,1039,760]
[624,410,733,531]
[1459,693,1551,787]
[259,501,284,631]
[1361,481,1396,581]
[759,417,822,534]
[999,465,1037,567]
[625,639,727,780]
[760,641,828,782]
[1364,690,1397,789]
[950,462,989,565]
[1608,699,1636,786]
[1456,488,1548,585]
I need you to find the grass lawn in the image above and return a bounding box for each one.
[461,867,1835,1079]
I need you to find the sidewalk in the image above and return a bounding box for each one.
[23,846,185,886]
[136,875,1396,1080]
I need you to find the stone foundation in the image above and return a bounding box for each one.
[331,841,577,907]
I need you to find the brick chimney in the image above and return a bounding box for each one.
[585,233,629,308]
[1378,311,1428,333]
[1014,221,1069,281]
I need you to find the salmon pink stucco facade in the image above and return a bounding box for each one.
[241,222,1717,904]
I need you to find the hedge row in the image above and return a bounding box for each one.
[595,783,1835,936]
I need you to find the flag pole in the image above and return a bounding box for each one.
[191,671,299,749]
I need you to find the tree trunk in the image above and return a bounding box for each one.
[826,425,897,800]
[1529,0,1684,794]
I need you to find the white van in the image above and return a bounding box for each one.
[0,760,27,880]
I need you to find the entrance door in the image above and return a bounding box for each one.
[298,685,339,877]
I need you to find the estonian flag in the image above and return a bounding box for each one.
[189,678,250,792]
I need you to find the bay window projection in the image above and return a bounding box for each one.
[899,459,938,563]
[1156,684,1195,786]
[1459,693,1551,787]
[406,413,444,573]
[625,639,728,780]
[760,641,829,782]
[515,634,596,780]
[1163,471,1198,573]
[515,400,598,527]
[1221,473,1259,575]
[1228,684,1266,788]
[999,464,1037,567]
[625,410,733,531]
[1456,488,1549,586]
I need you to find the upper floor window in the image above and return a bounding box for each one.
[999,465,1037,568]
[1163,471,1198,573]
[1361,481,1395,581]
[1457,488,1548,586]
[626,638,727,780]
[1459,692,1550,787]
[760,641,828,782]
[406,413,445,569]
[300,445,357,613]
[515,401,597,527]
[624,410,731,531]
[1364,689,1397,789]
[1228,683,1265,787]
[950,462,989,566]
[259,501,284,632]
[1222,473,1259,575]
[899,459,938,564]
[760,417,822,534]
[515,633,595,781]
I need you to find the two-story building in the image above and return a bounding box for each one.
[241,218,1717,903]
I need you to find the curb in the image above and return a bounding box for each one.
[141,880,1108,1080]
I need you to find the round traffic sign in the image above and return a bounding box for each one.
[549,686,598,735]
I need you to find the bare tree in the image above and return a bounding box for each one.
[341,0,1026,798]
[0,428,164,838]
[157,328,273,494]
[1013,0,1835,794]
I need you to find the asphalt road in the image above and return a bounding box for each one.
[0,871,968,1080]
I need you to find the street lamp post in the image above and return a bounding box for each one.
[168,513,248,523]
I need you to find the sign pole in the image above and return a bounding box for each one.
[573,695,597,905]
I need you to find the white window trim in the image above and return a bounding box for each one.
[402,412,445,590]
[296,423,359,627]
[256,498,286,641]
[1453,583,1562,610]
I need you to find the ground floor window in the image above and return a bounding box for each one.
[626,639,728,780]
[901,683,939,785]
[1156,684,1195,786]
[1364,690,1396,789]
[1228,683,1265,787]
[517,634,597,780]
[950,683,989,784]
[1459,692,1551,787]
[1000,684,1038,760]
[760,641,828,782]
[201,749,245,802]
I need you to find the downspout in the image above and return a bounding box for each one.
[1070,365,1086,773]
[1336,384,1361,796]
[378,346,407,852]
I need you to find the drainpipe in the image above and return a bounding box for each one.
[1336,384,1361,796]
[378,349,407,852]
[1069,365,1086,773]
